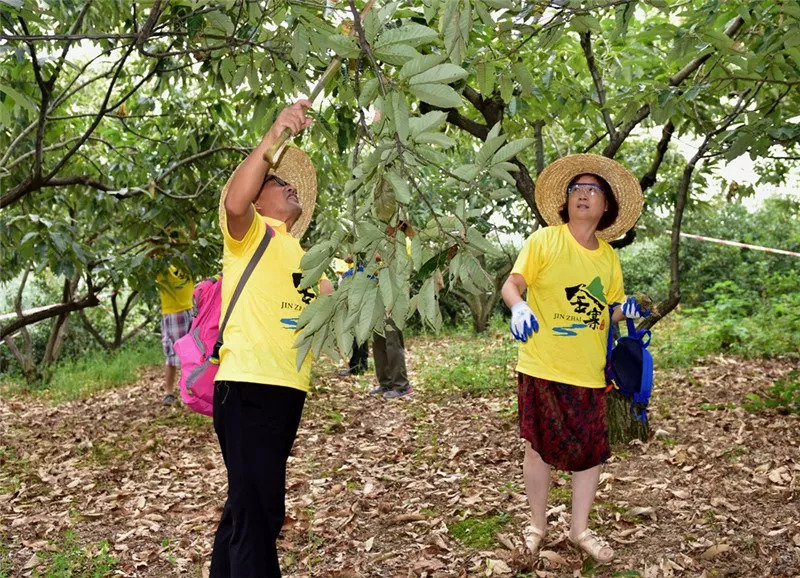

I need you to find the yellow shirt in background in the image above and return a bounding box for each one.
[157,266,194,315]
[512,224,625,388]
[215,215,315,392]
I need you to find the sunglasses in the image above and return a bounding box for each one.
[265,174,292,188]
[567,182,605,197]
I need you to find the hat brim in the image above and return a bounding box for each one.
[219,147,317,239]
[534,154,643,241]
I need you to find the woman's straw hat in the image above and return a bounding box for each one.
[219,146,317,239]
[535,154,643,241]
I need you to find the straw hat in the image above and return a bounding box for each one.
[534,154,643,241]
[219,147,317,239]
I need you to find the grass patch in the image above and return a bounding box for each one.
[149,410,212,431]
[0,540,12,578]
[448,512,510,548]
[75,440,132,468]
[30,341,161,404]
[418,333,515,396]
[31,529,117,577]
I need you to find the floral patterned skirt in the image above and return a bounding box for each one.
[517,373,610,472]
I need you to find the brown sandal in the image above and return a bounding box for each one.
[569,528,615,563]
[523,525,546,556]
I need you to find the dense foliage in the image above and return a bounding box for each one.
[2,0,799,378]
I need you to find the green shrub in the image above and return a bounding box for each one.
[743,370,800,414]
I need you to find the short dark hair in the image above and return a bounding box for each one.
[558,174,619,232]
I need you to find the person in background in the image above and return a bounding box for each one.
[501,154,649,564]
[155,264,194,406]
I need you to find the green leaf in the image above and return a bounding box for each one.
[414,132,456,148]
[410,83,463,108]
[205,11,234,36]
[294,335,313,371]
[512,62,535,95]
[476,61,494,96]
[392,92,409,143]
[500,72,514,102]
[476,134,508,166]
[292,25,309,67]
[413,246,452,282]
[466,227,502,257]
[442,0,468,64]
[356,284,382,344]
[491,138,534,163]
[374,44,421,66]
[419,277,437,325]
[409,111,448,136]
[375,22,438,48]
[489,165,517,185]
[449,163,480,184]
[363,8,381,44]
[358,78,380,108]
[378,267,395,309]
[385,169,411,203]
[399,53,447,80]
[326,34,361,58]
[0,84,36,116]
[299,240,334,271]
[482,0,514,8]
[410,63,469,85]
[570,14,602,34]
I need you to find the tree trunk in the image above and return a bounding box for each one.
[606,389,649,445]
[3,334,40,384]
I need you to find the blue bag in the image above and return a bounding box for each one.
[605,307,653,423]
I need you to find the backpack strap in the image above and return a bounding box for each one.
[632,349,654,422]
[604,303,620,391]
[211,223,274,362]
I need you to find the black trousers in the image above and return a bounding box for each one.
[210,381,306,578]
[349,338,369,372]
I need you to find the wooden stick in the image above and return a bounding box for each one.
[264,0,376,164]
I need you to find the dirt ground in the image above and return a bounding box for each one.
[1,337,798,577]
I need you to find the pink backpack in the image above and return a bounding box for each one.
[174,224,273,416]
[174,275,223,416]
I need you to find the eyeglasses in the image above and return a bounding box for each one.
[265,174,292,188]
[567,182,605,197]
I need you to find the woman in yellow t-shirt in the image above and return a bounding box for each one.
[501,155,650,564]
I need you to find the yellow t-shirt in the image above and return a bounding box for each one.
[156,266,194,315]
[214,215,315,392]
[511,224,625,388]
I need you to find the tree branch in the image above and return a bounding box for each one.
[639,121,675,193]
[580,31,616,140]
[1,291,100,340]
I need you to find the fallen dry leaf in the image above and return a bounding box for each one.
[701,543,730,560]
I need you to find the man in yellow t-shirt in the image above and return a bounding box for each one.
[155,265,194,406]
[210,101,333,578]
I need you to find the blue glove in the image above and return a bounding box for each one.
[621,295,651,319]
[510,302,539,342]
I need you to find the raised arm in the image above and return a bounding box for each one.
[224,101,313,240]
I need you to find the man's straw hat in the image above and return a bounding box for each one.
[535,154,643,241]
[219,147,317,239]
